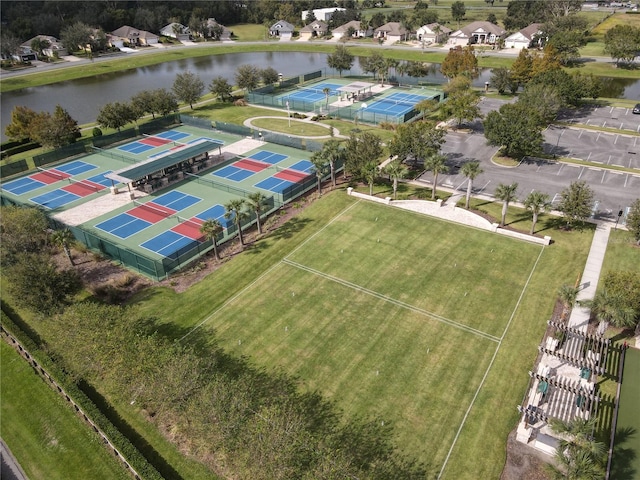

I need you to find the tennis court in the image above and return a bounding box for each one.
[281,82,343,105]
[365,92,431,116]
[119,130,191,154]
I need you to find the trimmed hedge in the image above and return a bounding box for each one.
[0,142,41,159]
[0,305,163,480]
[1,138,31,150]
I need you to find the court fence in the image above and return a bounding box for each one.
[180,114,213,130]
[0,159,29,178]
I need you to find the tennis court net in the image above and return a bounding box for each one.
[296,86,339,96]
[91,146,138,164]
[185,172,255,199]
[68,177,102,193]
[36,167,67,181]
[378,98,423,108]
[132,199,177,221]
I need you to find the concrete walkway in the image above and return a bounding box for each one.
[567,222,612,332]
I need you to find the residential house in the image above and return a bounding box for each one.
[504,23,544,50]
[415,23,452,45]
[301,7,346,22]
[269,20,295,39]
[205,18,233,41]
[331,20,372,40]
[109,26,159,48]
[22,35,68,58]
[299,20,328,40]
[374,22,409,43]
[447,21,506,47]
[159,23,190,42]
[6,46,37,62]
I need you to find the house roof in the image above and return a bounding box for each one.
[452,21,505,38]
[300,20,328,33]
[375,22,407,36]
[417,23,452,35]
[206,18,231,33]
[111,26,158,40]
[160,23,189,34]
[22,35,62,48]
[518,23,543,41]
[270,20,295,31]
[332,20,365,33]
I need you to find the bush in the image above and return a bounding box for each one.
[0,142,41,159]
[92,127,102,137]
[233,98,248,106]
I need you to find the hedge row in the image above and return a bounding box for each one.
[1,138,31,151]
[1,142,41,159]
[0,305,163,480]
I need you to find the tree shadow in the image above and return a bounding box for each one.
[269,217,312,241]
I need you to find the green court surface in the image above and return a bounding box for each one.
[611,347,640,480]
[0,342,129,480]
[191,200,545,476]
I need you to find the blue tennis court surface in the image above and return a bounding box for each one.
[87,172,114,187]
[156,130,190,141]
[55,160,97,175]
[151,191,201,211]
[30,189,80,209]
[255,177,295,193]
[366,93,430,116]
[2,177,46,195]
[249,151,287,164]
[96,213,152,238]
[212,165,255,182]
[282,82,343,103]
[141,230,199,259]
[289,160,314,173]
[118,142,155,154]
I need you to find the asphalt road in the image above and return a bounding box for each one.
[418,98,640,221]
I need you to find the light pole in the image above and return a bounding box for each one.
[286,100,290,128]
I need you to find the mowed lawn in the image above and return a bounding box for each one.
[0,342,129,480]
[193,200,544,476]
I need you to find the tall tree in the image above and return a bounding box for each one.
[362,160,380,196]
[581,289,637,329]
[451,1,466,28]
[494,182,518,226]
[626,198,640,245]
[4,106,38,142]
[151,88,179,116]
[523,190,551,234]
[460,161,483,209]
[235,64,261,93]
[321,139,344,188]
[509,48,534,88]
[344,131,383,181]
[261,66,279,86]
[484,102,544,158]
[327,45,354,77]
[548,418,606,480]
[489,67,516,95]
[518,83,563,126]
[424,153,449,200]
[247,192,268,235]
[441,77,480,129]
[200,218,223,261]
[310,151,328,196]
[60,21,92,53]
[0,205,49,267]
[131,90,156,119]
[388,120,446,166]
[604,24,640,67]
[383,159,409,200]
[50,229,75,266]
[558,283,580,319]
[440,46,478,79]
[96,102,135,131]
[557,181,594,228]
[209,76,234,102]
[172,71,204,109]
[224,199,249,248]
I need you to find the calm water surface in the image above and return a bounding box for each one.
[1,51,638,141]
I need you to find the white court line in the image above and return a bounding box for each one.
[179,200,362,341]
[437,246,547,479]
[283,258,500,343]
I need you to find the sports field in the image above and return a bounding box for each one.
[184,200,546,477]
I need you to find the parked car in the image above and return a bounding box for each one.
[633,103,640,114]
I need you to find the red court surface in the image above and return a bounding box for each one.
[128,202,177,223]
[235,159,270,172]
[275,169,309,182]
[170,144,187,151]
[140,137,171,146]
[61,180,105,197]
[31,169,71,184]
[171,218,205,240]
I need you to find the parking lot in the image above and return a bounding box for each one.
[557,105,640,134]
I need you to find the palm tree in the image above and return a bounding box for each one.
[362,161,380,196]
[310,151,328,196]
[200,218,223,261]
[580,289,637,329]
[383,159,409,200]
[322,87,330,110]
[247,192,268,235]
[460,161,483,209]
[224,199,249,248]
[424,153,449,200]
[548,418,606,480]
[494,182,518,227]
[524,190,551,235]
[558,283,580,320]
[321,139,343,189]
[51,229,75,266]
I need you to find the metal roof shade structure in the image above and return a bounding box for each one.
[105,139,223,184]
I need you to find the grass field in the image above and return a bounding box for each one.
[145,194,594,479]
[0,342,129,480]
[611,347,640,480]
